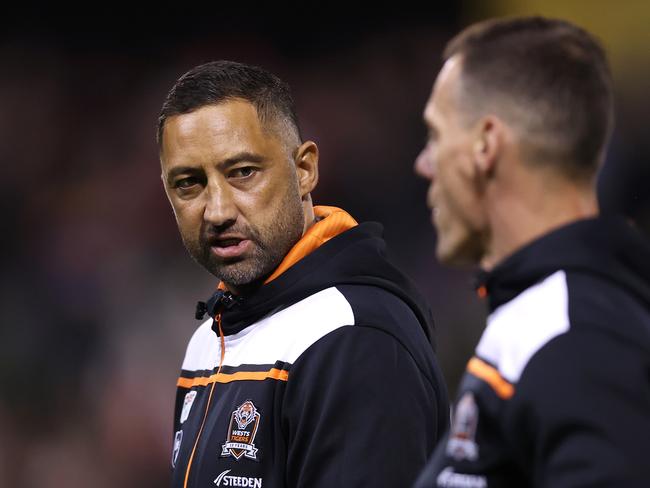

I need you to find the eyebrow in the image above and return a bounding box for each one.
[165,152,267,184]
[219,151,266,168]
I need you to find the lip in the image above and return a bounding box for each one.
[210,238,251,259]
[429,204,440,225]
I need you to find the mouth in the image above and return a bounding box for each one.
[428,202,440,224]
[209,236,252,259]
[428,191,439,217]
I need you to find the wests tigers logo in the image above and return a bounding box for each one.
[221,400,261,461]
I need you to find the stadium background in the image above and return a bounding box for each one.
[2,1,648,486]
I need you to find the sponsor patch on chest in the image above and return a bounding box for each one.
[221,400,261,461]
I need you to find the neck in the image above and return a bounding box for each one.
[224,280,261,297]
[302,198,316,234]
[482,173,597,270]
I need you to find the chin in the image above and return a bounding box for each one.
[436,244,457,266]
[436,242,479,267]
[437,250,463,266]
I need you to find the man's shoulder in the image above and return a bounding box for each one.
[564,269,650,345]
[257,284,433,369]
[331,283,443,389]
[334,283,432,344]
[477,270,571,385]
[476,268,650,395]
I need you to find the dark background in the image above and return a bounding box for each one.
[1,2,648,486]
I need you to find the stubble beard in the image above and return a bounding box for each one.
[183,185,306,293]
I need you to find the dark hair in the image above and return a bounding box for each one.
[444,16,614,179]
[157,60,302,147]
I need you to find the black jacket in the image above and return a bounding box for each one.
[171,221,449,487]
[415,216,650,488]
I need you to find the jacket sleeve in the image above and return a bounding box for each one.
[510,330,650,487]
[282,325,443,488]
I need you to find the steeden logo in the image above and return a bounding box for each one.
[214,469,263,487]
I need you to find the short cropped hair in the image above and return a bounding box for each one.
[444,16,614,180]
[157,60,302,147]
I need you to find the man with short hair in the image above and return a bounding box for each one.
[158,60,449,488]
[413,16,650,487]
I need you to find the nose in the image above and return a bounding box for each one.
[203,179,237,229]
[414,146,434,181]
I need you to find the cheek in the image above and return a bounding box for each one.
[442,179,480,227]
[438,150,482,226]
[170,200,203,236]
[247,169,299,216]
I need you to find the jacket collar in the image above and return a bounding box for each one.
[476,215,650,312]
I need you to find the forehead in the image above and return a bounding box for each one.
[160,99,288,166]
[424,56,464,125]
[163,100,263,147]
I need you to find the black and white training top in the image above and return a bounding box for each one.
[415,216,650,488]
[171,209,449,488]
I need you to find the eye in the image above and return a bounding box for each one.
[230,167,256,179]
[174,177,200,190]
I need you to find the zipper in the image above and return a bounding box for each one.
[183,309,227,487]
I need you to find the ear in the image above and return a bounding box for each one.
[294,141,319,198]
[473,116,503,177]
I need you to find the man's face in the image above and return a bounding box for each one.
[415,56,487,265]
[160,100,306,293]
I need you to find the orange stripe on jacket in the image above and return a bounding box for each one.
[177,367,289,389]
[467,357,515,399]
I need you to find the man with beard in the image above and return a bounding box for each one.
[413,16,650,488]
[158,60,449,488]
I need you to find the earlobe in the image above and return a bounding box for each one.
[294,141,319,197]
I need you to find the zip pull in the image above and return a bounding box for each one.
[195,290,241,320]
[216,313,226,370]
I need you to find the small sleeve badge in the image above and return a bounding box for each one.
[180,390,197,424]
[171,430,183,468]
[446,391,480,461]
[220,400,261,461]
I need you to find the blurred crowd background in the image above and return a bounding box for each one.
[2,1,648,486]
